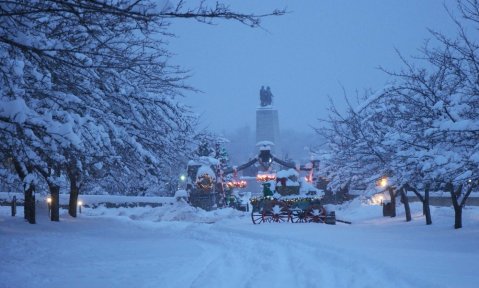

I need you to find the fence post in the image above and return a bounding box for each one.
[11,195,17,216]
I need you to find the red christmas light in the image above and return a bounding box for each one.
[226,180,247,189]
[256,173,276,182]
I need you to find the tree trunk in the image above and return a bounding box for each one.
[24,184,36,224]
[424,184,432,225]
[406,183,432,225]
[447,183,462,229]
[388,187,396,217]
[453,206,462,229]
[31,194,36,224]
[66,159,83,217]
[400,188,411,222]
[12,158,36,224]
[68,180,79,218]
[50,185,60,222]
[24,190,30,221]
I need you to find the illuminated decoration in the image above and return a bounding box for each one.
[304,171,313,183]
[225,180,247,189]
[370,193,385,205]
[46,196,52,204]
[250,196,322,206]
[256,173,276,182]
[250,195,273,206]
[179,174,186,182]
[377,176,388,188]
[195,173,214,192]
[262,182,274,197]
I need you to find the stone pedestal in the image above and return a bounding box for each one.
[256,107,281,155]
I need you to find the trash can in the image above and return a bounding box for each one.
[382,201,392,217]
[325,211,336,225]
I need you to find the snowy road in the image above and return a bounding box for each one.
[1,202,478,288]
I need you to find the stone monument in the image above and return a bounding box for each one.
[256,86,281,155]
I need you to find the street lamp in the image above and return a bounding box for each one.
[46,196,52,216]
[379,177,388,188]
[78,200,83,214]
[178,174,187,190]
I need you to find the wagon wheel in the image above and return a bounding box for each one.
[251,210,265,224]
[291,209,308,223]
[306,204,326,223]
[251,199,266,224]
[290,200,310,223]
[262,210,274,223]
[267,200,290,223]
[251,199,263,224]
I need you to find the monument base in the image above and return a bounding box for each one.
[256,107,281,156]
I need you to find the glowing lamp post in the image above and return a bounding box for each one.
[178,174,186,189]
[376,176,396,217]
[46,196,52,216]
[379,177,388,188]
[78,200,83,214]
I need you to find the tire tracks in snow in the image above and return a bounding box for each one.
[175,222,438,288]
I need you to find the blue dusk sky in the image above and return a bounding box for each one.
[169,0,460,134]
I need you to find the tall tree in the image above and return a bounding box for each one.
[1,0,284,221]
[316,0,479,228]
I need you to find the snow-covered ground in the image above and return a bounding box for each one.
[1,199,478,288]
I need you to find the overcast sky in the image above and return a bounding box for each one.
[169,0,459,134]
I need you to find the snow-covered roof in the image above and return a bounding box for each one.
[299,181,324,197]
[276,169,299,178]
[196,165,216,180]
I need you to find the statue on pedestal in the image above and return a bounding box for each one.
[260,86,273,107]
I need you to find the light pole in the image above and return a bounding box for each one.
[379,177,388,188]
[178,174,186,190]
[78,200,83,214]
[46,196,52,216]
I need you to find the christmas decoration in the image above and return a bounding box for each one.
[262,182,274,197]
[256,173,276,182]
[225,180,247,189]
[196,173,214,192]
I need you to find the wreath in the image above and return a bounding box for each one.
[196,173,214,192]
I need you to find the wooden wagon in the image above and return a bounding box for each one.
[250,196,336,225]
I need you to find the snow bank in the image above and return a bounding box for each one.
[84,201,244,224]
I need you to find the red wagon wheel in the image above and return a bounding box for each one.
[291,209,308,223]
[265,199,290,223]
[251,199,265,224]
[251,210,265,224]
[251,198,274,224]
[306,204,326,223]
[290,200,310,223]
